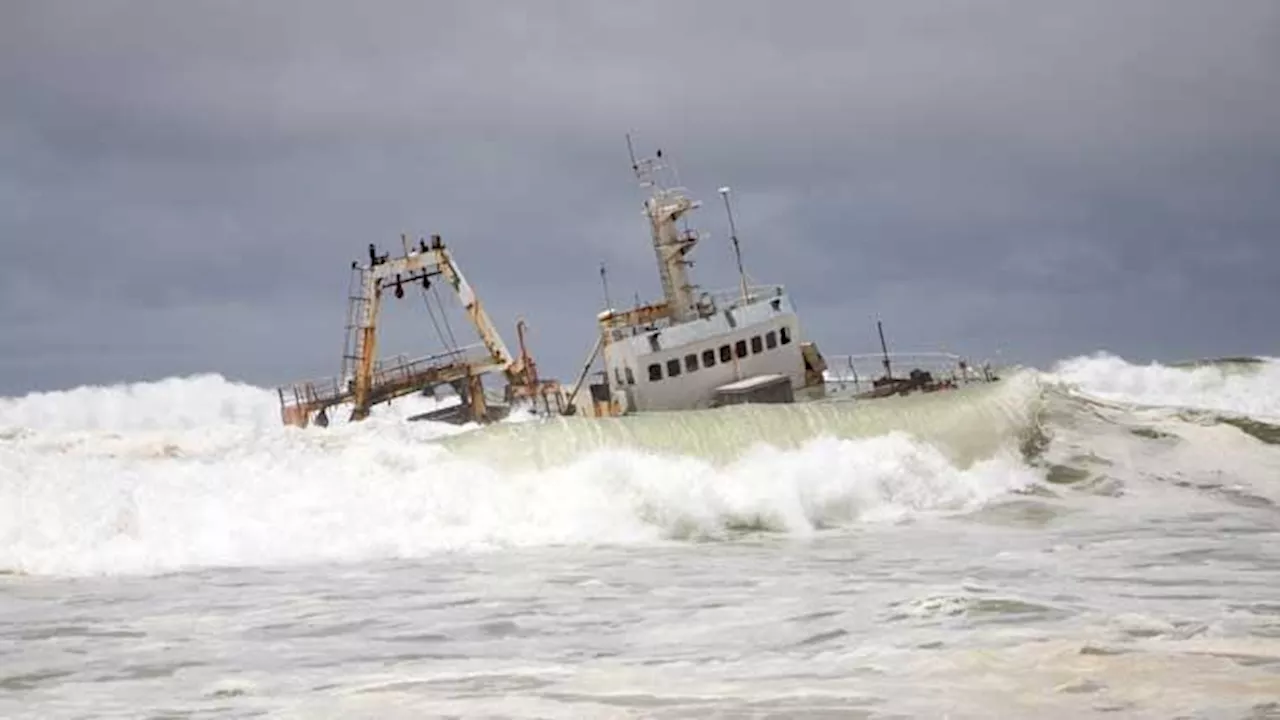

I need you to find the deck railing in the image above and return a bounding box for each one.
[700,284,786,313]
[365,344,496,391]
[276,343,498,418]
[821,352,995,393]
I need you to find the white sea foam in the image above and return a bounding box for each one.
[1051,353,1280,421]
[7,351,1276,578]
[0,373,466,435]
[0,374,280,433]
[0,373,1040,576]
[5,363,1277,720]
[0,427,1037,576]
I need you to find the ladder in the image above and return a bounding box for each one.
[340,265,373,388]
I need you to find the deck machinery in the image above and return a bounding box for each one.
[276,234,562,428]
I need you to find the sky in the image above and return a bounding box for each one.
[1,0,1278,396]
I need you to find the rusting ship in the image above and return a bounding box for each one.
[275,142,997,429]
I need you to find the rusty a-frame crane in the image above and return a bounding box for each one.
[277,234,559,428]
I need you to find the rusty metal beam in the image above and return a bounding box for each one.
[431,239,517,379]
[276,233,539,428]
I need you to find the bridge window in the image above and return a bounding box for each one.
[684,354,698,372]
[648,333,661,352]
[766,330,778,349]
[719,344,732,363]
[667,358,681,378]
[702,349,716,368]
[780,326,792,345]
[648,363,662,382]
[615,368,624,385]
[735,339,748,358]
[626,367,636,385]
[750,335,763,354]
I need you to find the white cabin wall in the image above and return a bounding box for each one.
[593,291,814,414]
[626,316,805,412]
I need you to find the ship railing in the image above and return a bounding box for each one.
[700,284,786,312]
[365,344,498,389]
[821,352,995,392]
[276,374,346,417]
[278,343,500,415]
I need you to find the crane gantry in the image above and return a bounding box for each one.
[276,234,561,428]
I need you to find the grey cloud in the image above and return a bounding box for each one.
[1,0,1278,395]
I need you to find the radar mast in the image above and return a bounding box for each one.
[627,135,703,324]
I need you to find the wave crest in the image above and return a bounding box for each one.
[1050,353,1280,422]
[0,429,1037,577]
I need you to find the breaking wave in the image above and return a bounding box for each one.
[3,352,1277,577]
[442,372,1045,470]
[0,374,280,433]
[1,430,1037,577]
[1050,352,1280,422]
[0,372,1043,577]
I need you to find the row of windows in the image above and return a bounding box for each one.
[647,326,791,382]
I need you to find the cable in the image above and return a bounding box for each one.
[417,282,454,355]
[431,281,460,353]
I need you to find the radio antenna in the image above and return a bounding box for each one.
[625,133,639,176]
[877,319,893,380]
[599,261,614,311]
[718,186,749,303]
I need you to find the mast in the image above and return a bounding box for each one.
[718,186,749,304]
[877,320,893,380]
[599,261,614,311]
[627,135,703,323]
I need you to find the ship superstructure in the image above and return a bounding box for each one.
[564,143,828,417]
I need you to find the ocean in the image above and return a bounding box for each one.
[2,353,1279,719]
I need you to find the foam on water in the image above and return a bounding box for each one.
[6,352,1277,578]
[6,355,1280,719]
[0,428,1036,576]
[0,373,1041,577]
[0,373,466,435]
[1035,353,1280,514]
[1051,352,1280,422]
[0,374,280,434]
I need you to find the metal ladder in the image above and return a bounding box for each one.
[340,265,373,387]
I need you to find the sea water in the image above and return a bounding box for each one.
[2,354,1279,718]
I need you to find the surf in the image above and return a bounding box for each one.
[2,354,1278,578]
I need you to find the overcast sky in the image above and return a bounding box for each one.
[1,1,1277,396]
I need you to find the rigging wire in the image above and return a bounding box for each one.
[417,281,454,355]
[431,281,461,353]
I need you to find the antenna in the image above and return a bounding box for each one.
[625,132,669,190]
[625,133,639,177]
[877,319,893,380]
[718,186,749,303]
[599,261,614,311]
